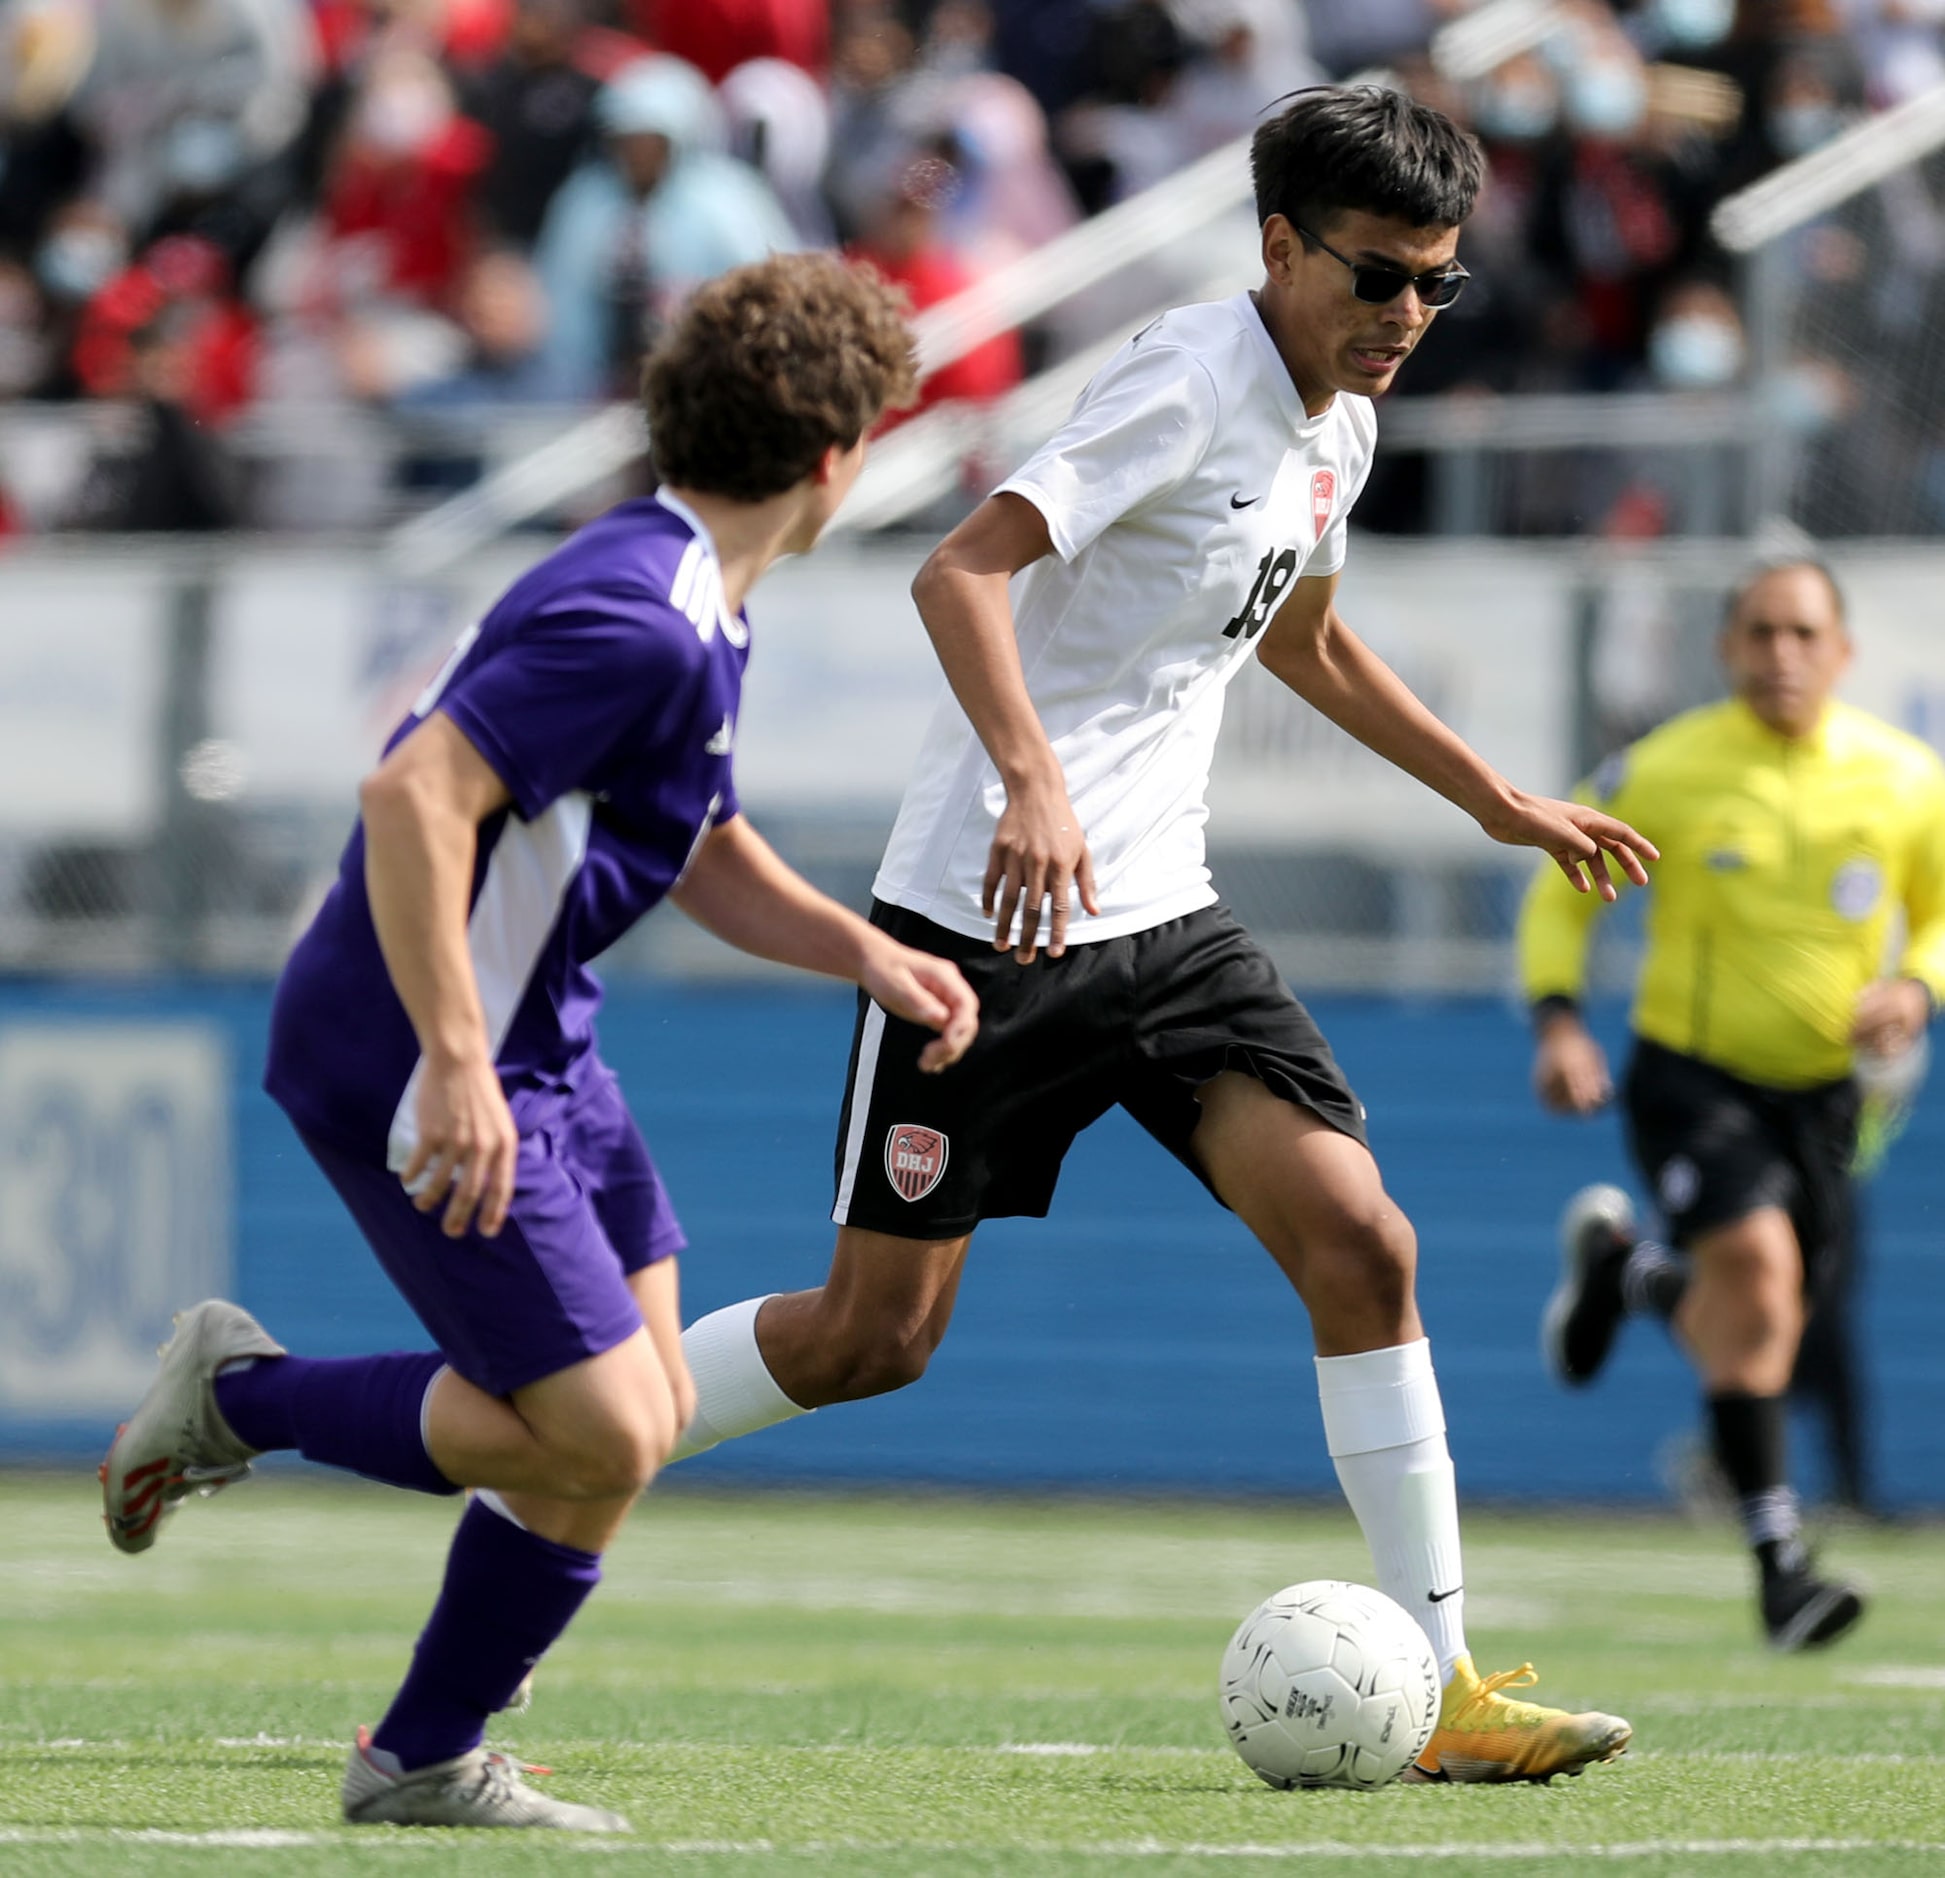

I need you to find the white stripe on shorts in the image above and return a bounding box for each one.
[831,1003,888,1224]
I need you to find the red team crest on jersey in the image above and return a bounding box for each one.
[885,1124,949,1201]
[1311,470,1335,540]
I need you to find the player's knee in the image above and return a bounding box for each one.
[1334,1206,1418,1315]
[541,1404,679,1500]
[825,1320,937,1399]
[1742,1282,1803,1350]
[548,1438,653,1501]
[1705,1237,1801,1324]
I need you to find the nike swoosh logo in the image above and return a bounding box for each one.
[1428,1585,1463,1603]
[1229,493,1262,509]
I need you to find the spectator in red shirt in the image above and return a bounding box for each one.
[632,0,826,84]
[323,47,491,310]
[847,147,1022,413]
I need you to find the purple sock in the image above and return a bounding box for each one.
[213,1352,457,1496]
[373,1496,603,1770]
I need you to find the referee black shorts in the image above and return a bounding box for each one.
[1622,1037,1861,1302]
[830,900,1368,1239]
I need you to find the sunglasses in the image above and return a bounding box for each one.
[1294,224,1470,309]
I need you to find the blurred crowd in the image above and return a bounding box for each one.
[0,0,1936,531]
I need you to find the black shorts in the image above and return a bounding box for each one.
[1622,1038,1860,1302]
[831,901,1368,1238]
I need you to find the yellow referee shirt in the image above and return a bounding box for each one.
[1518,696,1945,1090]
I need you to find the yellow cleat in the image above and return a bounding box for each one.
[1402,1655,1631,1784]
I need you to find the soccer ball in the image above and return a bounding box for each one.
[1218,1580,1440,1790]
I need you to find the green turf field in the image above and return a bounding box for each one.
[2,1473,1942,1876]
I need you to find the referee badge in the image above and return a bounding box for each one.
[885,1124,949,1202]
[1830,857,1882,921]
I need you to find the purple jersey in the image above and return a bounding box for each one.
[267,491,748,1166]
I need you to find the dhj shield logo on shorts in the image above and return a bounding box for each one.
[885,1124,949,1202]
[1658,1154,1701,1215]
[1311,470,1335,541]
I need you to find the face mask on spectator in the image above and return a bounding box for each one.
[1772,102,1841,158]
[165,117,245,193]
[1650,315,1743,387]
[36,225,124,302]
[1476,80,1557,142]
[1566,61,1647,138]
[358,74,452,157]
[1653,0,1733,50]
[1767,361,1844,430]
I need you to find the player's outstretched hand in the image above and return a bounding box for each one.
[1484,790,1658,903]
[863,941,981,1072]
[400,1049,520,1239]
[983,783,1101,962]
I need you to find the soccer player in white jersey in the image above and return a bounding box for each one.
[673,87,1655,1781]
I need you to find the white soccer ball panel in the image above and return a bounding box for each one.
[1218,1580,1441,1792]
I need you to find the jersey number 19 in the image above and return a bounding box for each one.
[1223,547,1299,641]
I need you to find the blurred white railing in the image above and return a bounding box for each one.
[1707,77,1945,526]
[1712,78,1945,252]
[1429,0,1566,83]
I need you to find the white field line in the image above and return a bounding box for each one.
[1623,1690,1932,1712]
[5,1828,1944,1859]
[12,1736,1944,1766]
[1847,1665,1945,1688]
[566,1843,1945,1863]
[1631,1749,1937,1764]
[0,1829,330,1847]
[212,1735,338,1749]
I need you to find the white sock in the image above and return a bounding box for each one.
[1315,1338,1468,1684]
[667,1296,810,1463]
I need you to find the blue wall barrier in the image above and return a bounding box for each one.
[2,979,1939,1507]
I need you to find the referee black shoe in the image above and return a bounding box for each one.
[1540,1185,1636,1386]
[1763,1566,1866,1652]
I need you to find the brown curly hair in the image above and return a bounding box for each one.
[642,253,919,502]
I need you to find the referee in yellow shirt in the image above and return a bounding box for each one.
[1516,559,1945,1650]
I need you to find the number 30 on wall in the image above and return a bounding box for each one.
[0,1025,230,1422]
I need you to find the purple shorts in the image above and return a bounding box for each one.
[301,1066,685,1397]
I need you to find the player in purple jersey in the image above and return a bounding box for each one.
[99,253,978,1833]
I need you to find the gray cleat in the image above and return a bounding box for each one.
[100,1300,285,1554]
[342,1728,630,1831]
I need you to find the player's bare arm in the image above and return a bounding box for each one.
[360,709,520,1240]
[671,816,979,1071]
[911,491,1101,962]
[1255,571,1657,901]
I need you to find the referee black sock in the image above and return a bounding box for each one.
[1620,1239,1686,1322]
[1709,1391,1806,1580]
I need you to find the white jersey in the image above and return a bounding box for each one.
[874,292,1378,944]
